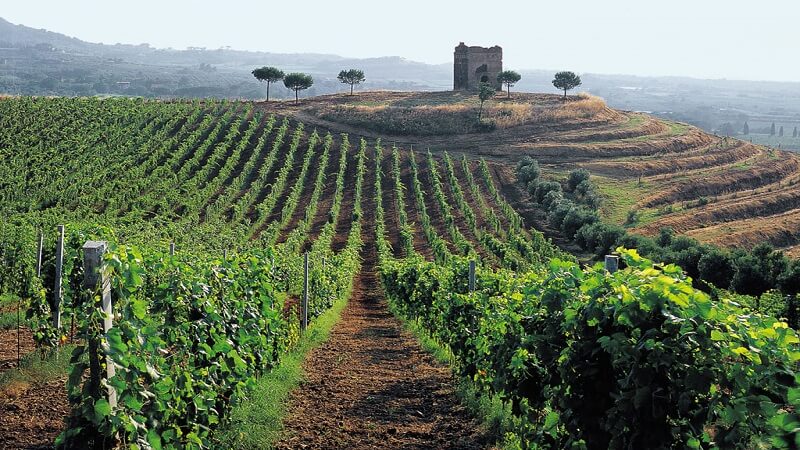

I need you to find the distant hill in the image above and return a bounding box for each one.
[2,16,800,144]
[0,17,451,98]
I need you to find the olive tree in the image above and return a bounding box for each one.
[283,73,314,104]
[337,69,365,95]
[552,71,582,99]
[251,66,284,101]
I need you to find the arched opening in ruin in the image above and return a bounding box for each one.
[475,64,488,84]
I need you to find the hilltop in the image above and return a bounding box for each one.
[261,90,800,255]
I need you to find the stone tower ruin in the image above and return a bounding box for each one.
[453,42,503,91]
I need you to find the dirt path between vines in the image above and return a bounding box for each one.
[274,268,492,450]
[275,150,491,449]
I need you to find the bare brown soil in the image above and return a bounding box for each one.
[0,377,68,450]
[686,208,800,249]
[549,114,666,143]
[275,269,491,450]
[637,184,800,235]
[583,141,761,177]
[0,328,35,374]
[641,157,800,207]
[276,151,491,449]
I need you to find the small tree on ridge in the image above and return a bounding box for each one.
[337,69,366,95]
[478,82,495,121]
[283,73,314,104]
[497,70,522,98]
[552,71,582,99]
[252,66,284,101]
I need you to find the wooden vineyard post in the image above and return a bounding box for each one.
[169,242,175,256]
[468,260,476,292]
[301,252,309,333]
[36,232,43,277]
[16,295,20,367]
[83,241,117,408]
[605,255,619,274]
[53,225,65,331]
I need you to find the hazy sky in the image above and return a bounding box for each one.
[4,0,798,81]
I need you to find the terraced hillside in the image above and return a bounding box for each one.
[281,91,800,254]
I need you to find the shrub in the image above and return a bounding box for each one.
[656,227,674,247]
[579,190,601,210]
[526,179,540,196]
[534,181,562,204]
[575,178,593,196]
[697,248,735,290]
[567,168,590,192]
[517,160,540,184]
[624,209,639,226]
[516,156,536,173]
[617,233,661,257]
[779,260,800,296]
[561,206,599,238]
[541,189,564,209]
[575,222,625,257]
[548,199,574,229]
[732,253,771,296]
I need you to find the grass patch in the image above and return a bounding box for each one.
[217,290,351,449]
[0,344,74,390]
[386,300,519,450]
[593,176,653,225]
[628,120,689,142]
[0,310,23,329]
[0,294,28,330]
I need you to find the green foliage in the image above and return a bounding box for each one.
[516,158,540,185]
[698,248,735,290]
[575,222,625,258]
[496,70,522,98]
[624,208,639,226]
[567,168,591,192]
[282,72,314,103]
[478,82,495,121]
[552,71,582,98]
[336,69,365,95]
[251,66,284,101]
[381,249,800,449]
[59,245,293,448]
[533,181,562,203]
[391,146,415,257]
